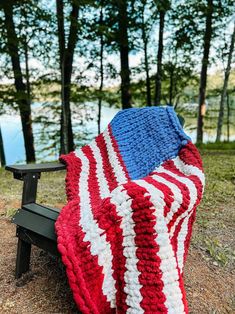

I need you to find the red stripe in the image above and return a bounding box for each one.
[100,197,129,314]
[59,151,81,201]
[93,129,131,312]
[123,181,168,313]
[81,145,114,312]
[95,131,130,312]
[178,142,203,170]
[56,200,101,314]
[55,154,102,314]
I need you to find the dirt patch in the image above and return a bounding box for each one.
[0,216,78,314]
[0,150,234,313]
[0,210,234,313]
[185,248,235,313]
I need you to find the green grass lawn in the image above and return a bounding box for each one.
[192,149,235,268]
[1,147,235,268]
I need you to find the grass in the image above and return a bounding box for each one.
[1,147,235,268]
[199,149,235,209]
[0,168,66,217]
[192,148,235,268]
[196,141,235,150]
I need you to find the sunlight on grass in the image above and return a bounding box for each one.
[192,149,235,268]
[200,149,235,209]
[1,148,235,269]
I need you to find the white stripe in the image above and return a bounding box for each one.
[157,164,198,272]
[76,150,116,308]
[102,128,143,311]
[171,158,204,273]
[110,186,143,314]
[157,165,197,238]
[176,212,193,273]
[136,179,185,314]
[174,156,205,190]
[104,131,143,312]
[89,140,110,198]
[151,173,191,273]
[103,128,127,184]
[151,174,183,225]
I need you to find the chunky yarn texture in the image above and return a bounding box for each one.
[55,106,205,314]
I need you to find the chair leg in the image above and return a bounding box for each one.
[15,237,31,279]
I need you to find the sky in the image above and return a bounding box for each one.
[0,3,234,87]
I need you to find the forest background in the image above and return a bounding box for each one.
[0,0,234,165]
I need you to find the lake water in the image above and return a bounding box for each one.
[0,104,234,165]
[0,104,119,165]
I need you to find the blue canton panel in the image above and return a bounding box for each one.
[110,106,191,180]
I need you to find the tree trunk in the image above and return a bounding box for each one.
[118,0,132,109]
[0,124,6,167]
[22,7,31,108]
[3,2,35,163]
[174,94,180,110]
[226,92,230,142]
[154,10,165,106]
[56,0,78,154]
[169,63,174,106]
[24,40,31,111]
[98,3,104,134]
[56,0,67,154]
[216,22,235,142]
[140,4,151,106]
[197,0,213,143]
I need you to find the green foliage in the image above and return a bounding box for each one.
[204,237,233,266]
[0,0,235,161]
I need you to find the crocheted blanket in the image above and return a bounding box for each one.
[55,106,205,314]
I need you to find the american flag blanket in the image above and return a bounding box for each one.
[55,106,205,314]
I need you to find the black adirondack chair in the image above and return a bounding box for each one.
[5,163,66,278]
[6,114,185,279]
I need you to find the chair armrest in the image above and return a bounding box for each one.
[5,162,66,175]
[5,163,66,205]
